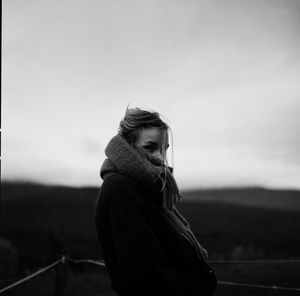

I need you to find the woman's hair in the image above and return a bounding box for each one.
[119,107,169,146]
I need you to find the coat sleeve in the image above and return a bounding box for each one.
[102,175,204,296]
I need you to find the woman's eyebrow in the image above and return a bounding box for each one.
[144,141,169,148]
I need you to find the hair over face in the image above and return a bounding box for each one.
[118,107,175,195]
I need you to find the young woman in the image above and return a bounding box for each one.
[94,107,217,296]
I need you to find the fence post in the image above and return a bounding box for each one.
[54,254,69,296]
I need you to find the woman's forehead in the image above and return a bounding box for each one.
[137,127,169,144]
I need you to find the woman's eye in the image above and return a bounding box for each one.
[143,145,156,153]
[145,147,154,152]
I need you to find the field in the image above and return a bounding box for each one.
[1,182,300,295]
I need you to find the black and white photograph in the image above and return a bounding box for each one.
[1,0,300,295]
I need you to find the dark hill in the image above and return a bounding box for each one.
[1,182,300,295]
[1,182,300,267]
[183,187,300,211]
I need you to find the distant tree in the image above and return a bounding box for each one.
[230,244,265,260]
[0,237,19,278]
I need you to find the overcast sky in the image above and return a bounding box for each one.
[2,0,300,189]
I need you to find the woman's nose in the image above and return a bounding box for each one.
[152,150,165,162]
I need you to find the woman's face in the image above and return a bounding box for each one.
[135,127,169,162]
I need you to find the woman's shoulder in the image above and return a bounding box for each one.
[102,173,140,189]
[100,173,144,206]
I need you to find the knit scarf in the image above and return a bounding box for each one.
[100,134,208,260]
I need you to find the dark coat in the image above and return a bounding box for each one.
[94,173,217,296]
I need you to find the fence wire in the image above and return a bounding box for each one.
[1,257,300,294]
[0,258,64,293]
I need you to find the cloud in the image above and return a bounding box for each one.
[2,0,300,189]
[79,139,103,157]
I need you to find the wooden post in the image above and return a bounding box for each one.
[54,254,69,296]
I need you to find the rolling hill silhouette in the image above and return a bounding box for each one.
[1,182,300,295]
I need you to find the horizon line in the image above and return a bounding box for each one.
[2,178,300,192]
